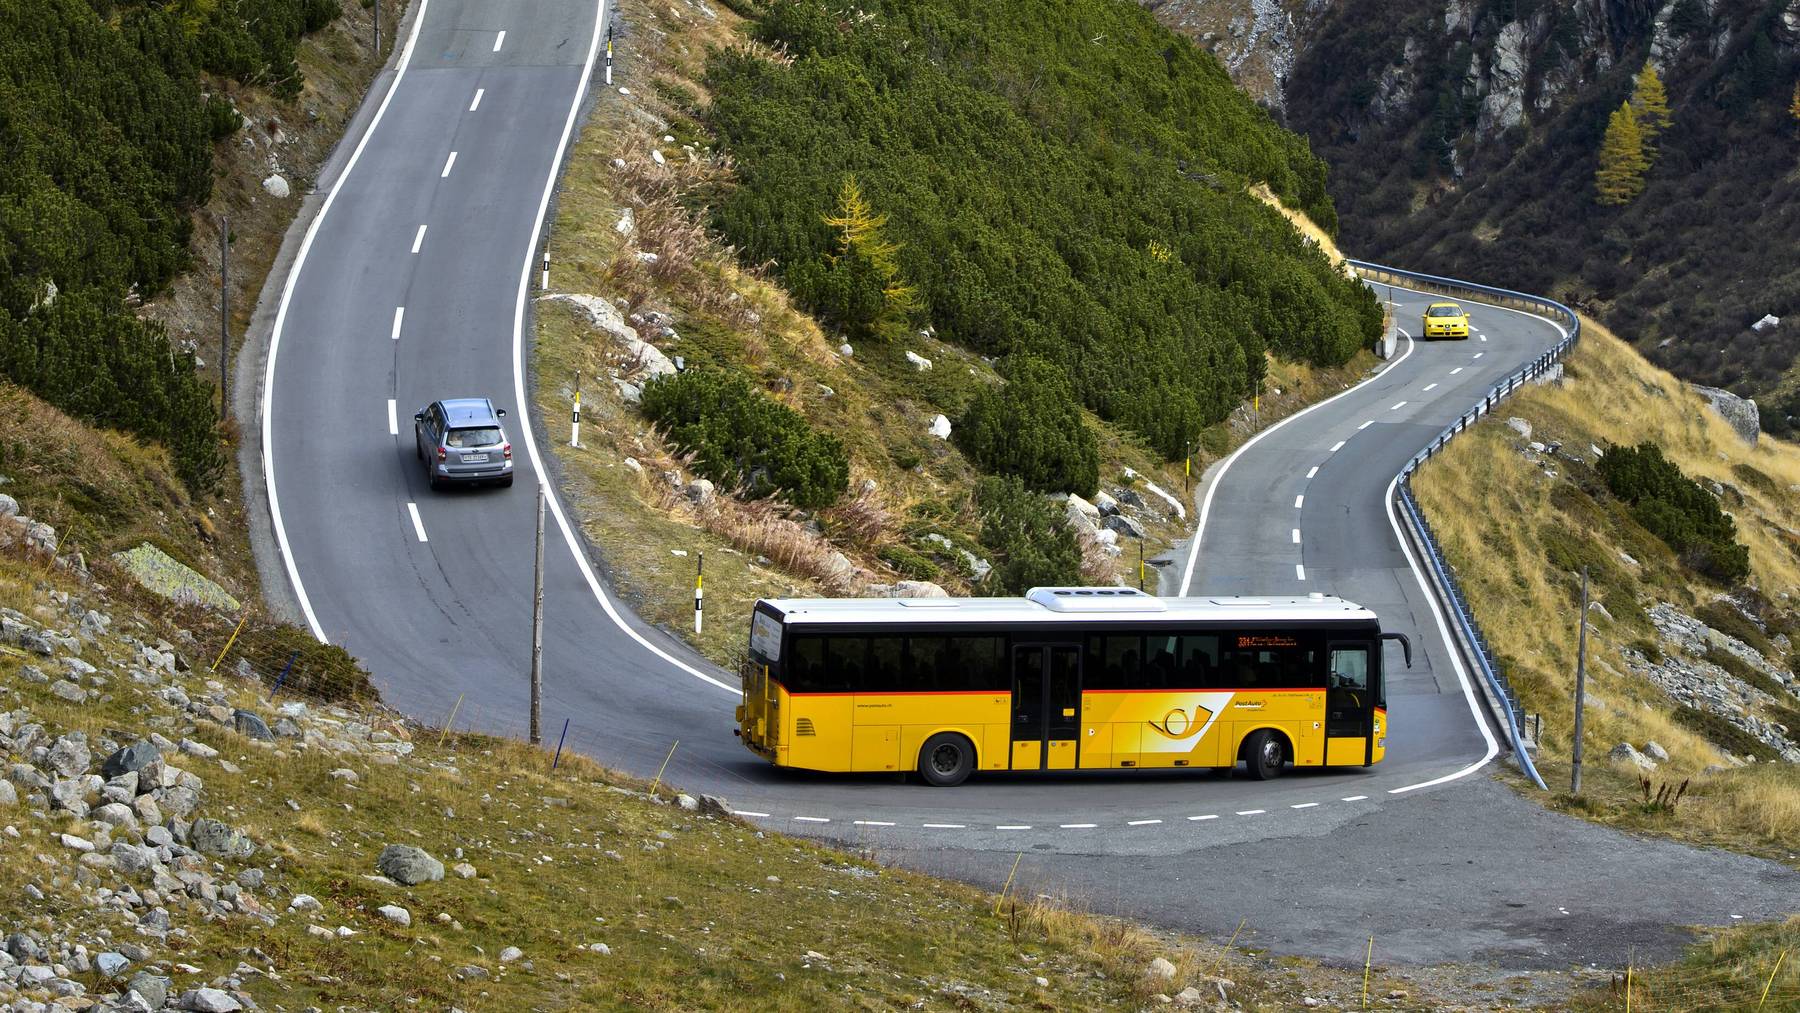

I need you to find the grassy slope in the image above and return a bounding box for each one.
[535,0,1374,667]
[0,539,1489,1010]
[1413,318,1800,863]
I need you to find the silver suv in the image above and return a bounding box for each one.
[413,398,514,489]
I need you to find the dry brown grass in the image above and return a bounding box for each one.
[1413,319,1800,861]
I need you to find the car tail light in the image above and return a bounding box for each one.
[436,446,446,461]
[503,443,512,460]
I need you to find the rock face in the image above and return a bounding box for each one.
[1691,384,1759,446]
[377,844,444,885]
[541,293,678,384]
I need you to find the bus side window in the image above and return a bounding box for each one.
[1088,635,1142,690]
[953,636,1006,692]
[867,636,904,693]
[1180,636,1218,688]
[788,636,825,693]
[1146,634,1178,689]
[822,637,866,694]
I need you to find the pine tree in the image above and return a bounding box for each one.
[821,175,921,319]
[1630,61,1673,147]
[1595,101,1649,206]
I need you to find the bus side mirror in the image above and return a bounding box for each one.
[1381,632,1412,669]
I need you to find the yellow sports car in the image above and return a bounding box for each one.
[1422,302,1470,339]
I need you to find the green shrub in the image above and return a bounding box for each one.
[1596,443,1750,584]
[955,356,1099,496]
[976,476,1082,594]
[641,369,849,509]
[1671,705,1779,763]
[877,543,940,581]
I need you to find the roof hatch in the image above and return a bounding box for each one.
[1027,587,1167,613]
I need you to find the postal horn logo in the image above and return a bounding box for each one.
[1147,702,1215,740]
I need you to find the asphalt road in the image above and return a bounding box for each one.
[255,0,1800,970]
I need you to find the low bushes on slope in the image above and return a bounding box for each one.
[956,356,1100,497]
[641,368,850,509]
[977,475,1083,594]
[703,0,1382,460]
[1597,441,1750,584]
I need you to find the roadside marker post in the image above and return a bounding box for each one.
[270,650,299,698]
[694,552,704,635]
[650,739,679,796]
[570,372,581,447]
[530,483,546,746]
[211,611,249,672]
[604,25,613,86]
[1571,565,1590,795]
[551,717,571,769]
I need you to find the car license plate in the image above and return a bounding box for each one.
[463,453,489,464]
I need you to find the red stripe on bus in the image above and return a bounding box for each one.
[777,688,1005,698]
[1082,687,1322,694]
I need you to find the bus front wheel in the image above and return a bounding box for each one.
[1242,730,1286,781]
[918,733,975,787]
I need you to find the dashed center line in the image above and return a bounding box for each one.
[1329,440,1346,452]
[1235,809,1266,817]
[1295,564,1306,581]
[1291,802,1319,809]
[1127,819,1162,826]
[1422,383,1438,392]
[387,400,398,436]
[793,816,830,824]
[411,225,427,254]
[1060,823,1097,830]
[922,823,965,829]
[995,824,1032,831]
[1472,352,1485,359]
[493,30,506,51]
[391,306,405,340]
[1390,400,1408,410]
[441,151,458,177]
[1450,367,1464,375]
[1357,420,1374,430]
[1187,814,1218,821]
[853,820,895,827]
[1479,334,1488,342]
[732,810,770,818]
[1291,528,1300,544]
[1341,795,1368,803]
[469,88,485,111]
[405,502,428,542]
[1293,495,1304,509]
[1305,466,1319,479]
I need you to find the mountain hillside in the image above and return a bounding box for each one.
[1282,0,1800,427]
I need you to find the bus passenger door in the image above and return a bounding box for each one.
[1325,641,1374,766]
[1011,644,1082,770]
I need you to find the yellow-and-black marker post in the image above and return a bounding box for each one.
[570,372,581,448]
[604,25,614,86]
[694,552,704,635]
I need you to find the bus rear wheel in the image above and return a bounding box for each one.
[918,733,974,787]
[1242,730,1286,781]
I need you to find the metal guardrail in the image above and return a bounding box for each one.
[1349,259,1579,792]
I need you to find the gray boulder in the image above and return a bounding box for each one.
[49,680,88,703]
[1102,514,1146,540]
[377,844,444,885]
[178,987,243,1012]
[1609,742,1657,772]
[103,740,160,780]
[1691,384,1760,446]
[127,972,170,1010]
[190,818,253,859]
[46,734,90,777]
[232,710,274,741]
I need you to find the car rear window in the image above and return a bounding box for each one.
[447,427,503,448]
[1427,305,1461,317]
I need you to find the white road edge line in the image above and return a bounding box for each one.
[391,306,404,340]
[411,224,427,253]
[387,400,398,436]
[502,2,737,695]
[441,151,458,177]
[262,0,435,640]
[493,29,505,51]
[1178,328,1415,595]
[406,503,428,542]
[469,88,484,111]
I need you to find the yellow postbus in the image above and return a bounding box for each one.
[736,587,1408,786]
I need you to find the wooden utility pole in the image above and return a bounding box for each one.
[218,213,230,419]
[1571,565,1590,794]
[530,482,546,745]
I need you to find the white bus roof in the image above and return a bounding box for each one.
[761,587,1378,626]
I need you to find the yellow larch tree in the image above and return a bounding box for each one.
[822,175,922,319]
[1595,101,1649,206]
[1630,61,1673,149]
